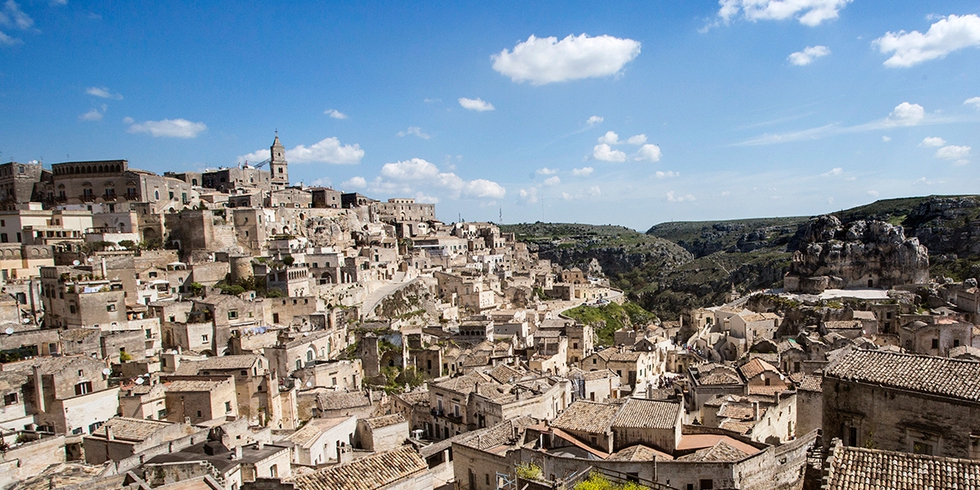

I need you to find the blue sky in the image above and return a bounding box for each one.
[1,1,979,230]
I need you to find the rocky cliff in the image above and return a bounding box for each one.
[780,215,929,293]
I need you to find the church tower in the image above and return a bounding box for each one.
[269,133,289,191]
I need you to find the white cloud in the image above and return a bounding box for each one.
[884,102,925,127]
[122,116,134,124]
[965,97,980,110]
[397,126,431,139]
[716,0,852,27]
[342,176,367,189]
[0,30,21,45]
[882,136,892,142]
[128,118,207,138]
[380,158,440,180]
[86,87,123,100]
[78,104,107,122]
[464,179,506,199]
[954,159,970,166]
[286,137,364,164]
[587,115,604,126]
[920,136,946,147]
[536,167,558,175]
[875,14,980,67]
[368,158,505,200]
[491,33,641,85]
[572,167,594,176]
[913,177,945,186]
[518,187,538,204]
[592,144,626,162]
[634,144,662,162]
[788,45,831,65]
[935,145,971,160]
[822,167,844,177]
[588,186,601,196]
[598,131,620,144]
[655,170,679,179]
[666,191,696,202]
[414,191,438,204]
[561,192,573,201]
[543,176,561,186]
[308,177,332,188]
[458,97,495,112]
[867,190,880,197]
[0,1,33,30]
[324,109,348,119]
[626,134,647,145]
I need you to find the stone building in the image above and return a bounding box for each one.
[823,349,980,459]
[82,416,198,464]
[26,355,120,435]
[163,376,239,424]
[356,413,409,452]
[0,161,43,209]
[290,445,431,490]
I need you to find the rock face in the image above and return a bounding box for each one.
[784,215,930,293]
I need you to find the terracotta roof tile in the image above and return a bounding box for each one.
[291,445,427,490]
[612,398,679,430]
[826,442,980,490]
[827,350,980,402]
[551,401,621,434]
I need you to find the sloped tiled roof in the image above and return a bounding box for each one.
[607,444,673,461]
[175,354,260,374]
[612,398,679,430]
[677,441,749,462]
[90,416,183,442]
[827,350,980,402]
[739,358,780,379]
[362,413,406,429]
[826,442,980,490]
[456,416,536,450]
[291,445,427,490]
[315,391,371,410]
[550,401,621,434]
[284,417,353,448]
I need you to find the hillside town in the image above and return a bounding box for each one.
[0,137,979,490]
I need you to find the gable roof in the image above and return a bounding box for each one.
[550,401,621,434]
[291,445,427,490]
[826,349,980,402]
[739,358,780,379]
[612,398,680,430]
[826,442,980,490]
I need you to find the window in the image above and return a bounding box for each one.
[228,311,238,319]
[157,409,167,419]
[106,303,116,312]
[74,381,92,396]
[700,480,714,490]
[0,233,6,243]
[269,464,278,478]
[196,410,202,417]
[225,401,232,413]
[201,334,209,343]
[932,338,940,349]
[4,393,17,405]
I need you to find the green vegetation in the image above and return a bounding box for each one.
[515,463,543,481]
[119,351,133,363]
[573,472,649,490]
[378,366,427,394]
[564,301,657,346]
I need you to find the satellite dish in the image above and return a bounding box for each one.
[102,368,111,375]
[73,260,81,266]
[135,377,145,385]
[4,327,13,335]
[306,380,313,387]
[21,318,30,324]
[87,257,94,263]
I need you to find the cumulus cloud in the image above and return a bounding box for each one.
[397,126,431,139]
[868,190,880,197]
[239,137,364,164]
[458,97,495,112]
[635,144,663,162]
[921,136,946,147]
[324,109,348,119]
[822,167,844,177]
[543,176,561,186]
[572,167,594,176]
[128,118,207,138]
[884,102,925,127]
[342,176,367,189]
[882,136,892,142]
[935,145,971,160]
[79,104,107,121]
[965,97,980,110]
[598,131,620,144]
[518,187,538,204]
[716,0,852,27]
[491,33,641,85]
[655,170,679,179]
[587,115,604,126]
[666,191,696,202]
[875,14,980,67]
[788,45,831,65]
[626,134,647,145]
[86,87,123,100]
[536,168,558,175]
[589,186,601,196]
[366,158,505,200]
[592,144,626,162]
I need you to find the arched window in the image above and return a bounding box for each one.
[306,349,315,362]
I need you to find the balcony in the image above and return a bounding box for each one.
[79,194,97,202]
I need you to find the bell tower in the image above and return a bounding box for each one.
[269,133,288,191]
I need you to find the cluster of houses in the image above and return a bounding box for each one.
[0,141,979,490]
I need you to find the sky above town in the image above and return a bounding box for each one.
[2,1,979,230]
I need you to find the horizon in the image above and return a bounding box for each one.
[2,1,979,229]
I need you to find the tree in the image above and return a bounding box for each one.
[189,282,205,296]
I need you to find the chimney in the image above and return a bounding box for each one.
[234,446,242,459]
[257,441,264,450]
[32,365,45,413]
[106,425,114,441]
[752,401,760,421]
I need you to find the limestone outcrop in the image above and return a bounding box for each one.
[784,215,929,293]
